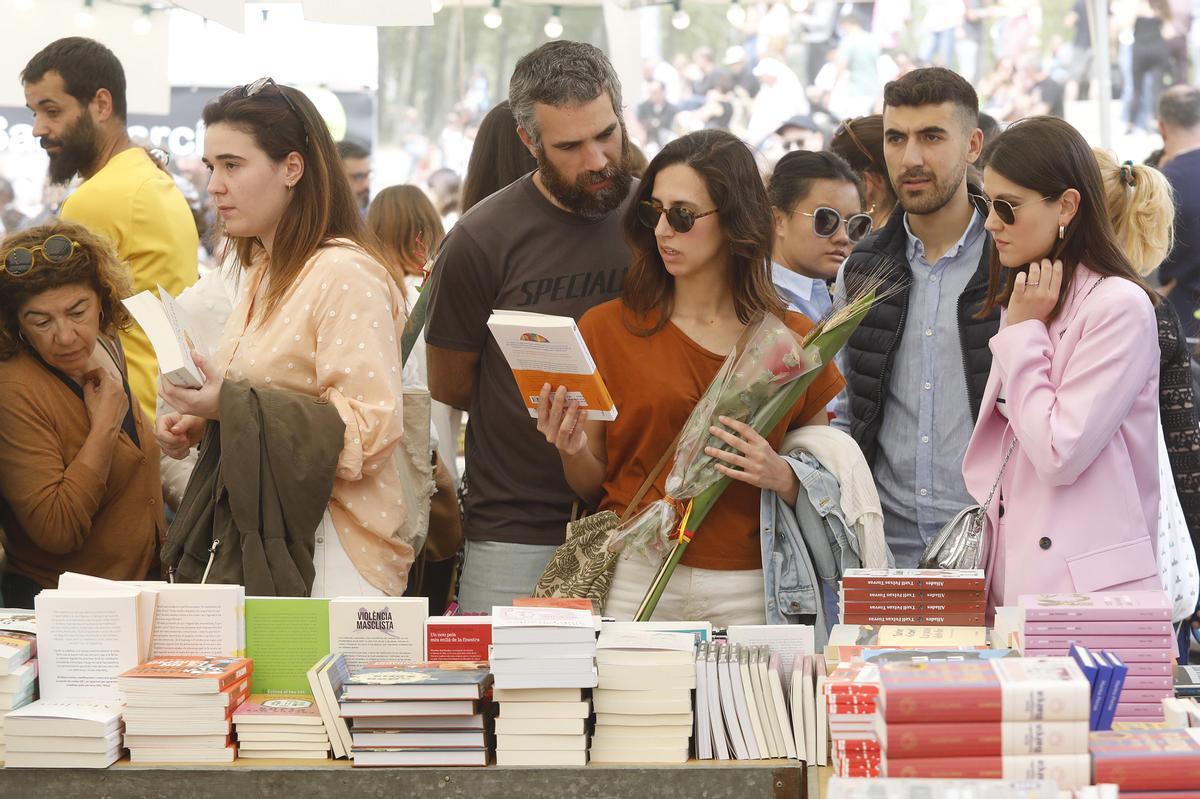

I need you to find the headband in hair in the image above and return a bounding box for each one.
[1120,160,1136,189]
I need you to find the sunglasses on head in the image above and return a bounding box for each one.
[2,234,79,277]
[227,77,310,149]
[637,200,718,234]
[971,193,1053,226]
[834,117,875,167]
[798,206,874,242]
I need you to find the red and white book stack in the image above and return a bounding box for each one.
[840,569,986,628]
[118,656,252,763]
[823,661,882,777]
[1017,591,1175,723]
[876,657,1093,790]
[1089,728,1200,796]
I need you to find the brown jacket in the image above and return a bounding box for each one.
[0,347,163,588]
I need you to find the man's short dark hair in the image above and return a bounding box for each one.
[883,67,979,130]
[1159,85,1200,130]
[21,37,127,121]
[768,150,864,212]
[336,139,370,160]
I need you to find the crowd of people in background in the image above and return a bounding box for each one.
[2,14,1200,657]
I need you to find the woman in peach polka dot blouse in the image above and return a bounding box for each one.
[158,79,414,596]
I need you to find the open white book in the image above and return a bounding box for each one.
[122,284,203,388]
[487,310,617,421]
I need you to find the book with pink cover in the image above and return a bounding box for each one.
[233,694,325,725]
[1018,592,1171,621]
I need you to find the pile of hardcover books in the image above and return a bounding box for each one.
[1017,591,1174,723]
[876,657,1092,789]
[339,660,492,767]
[0,610,37,762]
[840,569,985,627]
[490,606,597,766]
[233,694,330,759]
[1090,728,1200,796]
[590,630,695,764]
[118,656,252,763]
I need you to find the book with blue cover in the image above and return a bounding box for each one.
[1096,651,1128,731]
[1068,644,1109,731]
[342,661,492,701]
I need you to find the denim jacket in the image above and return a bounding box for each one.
[760,450,865,648]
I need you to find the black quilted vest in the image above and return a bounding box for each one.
[841,188,1001,467]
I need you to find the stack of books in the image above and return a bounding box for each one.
[233,694,330,759]
[825,624,988,664]
[1017,591,1174,723]
[840,569,986,627]
[0,610,38,760]
[490,606,597,765]
[338,661,492,767]
[589,630,695,764]
[692,641,798,762]
[118,656,252,763]
[876,657,1093,789]
[1090,728,1200,796]
[824,661,882,777]
[3,701,125,768]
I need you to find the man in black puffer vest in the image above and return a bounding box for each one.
[834,68,1001,567]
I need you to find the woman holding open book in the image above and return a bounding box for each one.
[537,130,844,626]
[962,116,1163,609]
[156,78,414,598]
[0,222,163,608]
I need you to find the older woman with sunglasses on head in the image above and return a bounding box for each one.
[768,149,871,322]
[156,78,413,597]
[0,222,163,608]
[535,130,845,626]
[962,116,1163,610]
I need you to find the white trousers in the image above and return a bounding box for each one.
[310,511,386,598]
[602,554,767,627]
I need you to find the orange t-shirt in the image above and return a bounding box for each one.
[578,299,845,571]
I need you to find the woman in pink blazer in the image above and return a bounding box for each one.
[962,117,1163,609]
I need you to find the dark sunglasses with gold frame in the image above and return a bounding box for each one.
[637,200,718,234]
[2,234,80,277]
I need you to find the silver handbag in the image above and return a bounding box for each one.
[919,438,1017,570]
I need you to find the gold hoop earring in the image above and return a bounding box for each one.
[1058,225,1065,240]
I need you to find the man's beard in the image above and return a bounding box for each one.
[894,157,968,216]
[536,145,632,219]
[43,113,100,186]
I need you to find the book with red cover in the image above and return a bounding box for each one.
[118,657,253,693]
[1090,729,1200,790]
[824,662,881,697]
[1023,620,1173,636]
[841,588,984,603]
[844,613,986,626]
[842,568,985,591]
[879,720,1089,758]
[878,657,1090,723]
[425,617,492,662]
[883,753,1091,787]
[843,601,986,614]
[1019,592,1172,621]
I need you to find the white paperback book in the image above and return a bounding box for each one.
[717,644,751,759]
[739,646,772,758]
[727,624,816,692]
[768,653,798,760]
[4,699,124,738]
[695,643,712,760]
[34,589,143,703]
[704,643,729,760]
[122,285,203,388]
[753,647,786,758]
[328,597,428,671]
[55,573,157,662]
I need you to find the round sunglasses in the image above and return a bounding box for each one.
[971,193,1053,226]
[2,234,79,277]
[637,200,718,234]
[798,206,873,243]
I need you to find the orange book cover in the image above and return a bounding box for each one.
[119,656,253,692]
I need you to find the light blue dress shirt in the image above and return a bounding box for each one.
[772,262,833,322]
[872,210,988,567]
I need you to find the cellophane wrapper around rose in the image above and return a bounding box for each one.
[610,291,879,621]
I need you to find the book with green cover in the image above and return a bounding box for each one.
[245,598,330,694]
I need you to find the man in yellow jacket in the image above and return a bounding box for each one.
[22,37,198,420]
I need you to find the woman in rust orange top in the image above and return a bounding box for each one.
[538,130,843,626]
[0,222,163,608]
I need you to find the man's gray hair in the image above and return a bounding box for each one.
[508,41,623,146]
[1160,85,1200,131]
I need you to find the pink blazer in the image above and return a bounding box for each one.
[962,266,1161,609]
